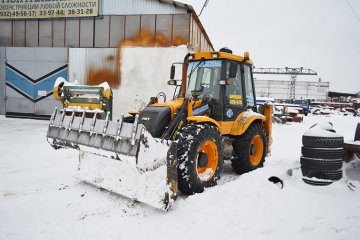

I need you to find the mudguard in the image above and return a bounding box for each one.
[230,109,266,136]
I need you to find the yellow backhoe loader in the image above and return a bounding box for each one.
[47,48,273,210]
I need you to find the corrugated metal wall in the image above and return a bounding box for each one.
[0,47,5,115]
[0,0,214,118]
[0,16,212,52]
[0,0,213,51]
[255,79,329,100]
[189,15,211,52]
[0,14,194,47]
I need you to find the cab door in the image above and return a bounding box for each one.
[223,61,244,120]
[243,64,256,111]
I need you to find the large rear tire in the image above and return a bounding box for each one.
[301,146,344,160]
[177,124,223,195]
[301,168,343,181]
[302,135,344,148]
[300,156,343,171]
[231,123,267,174]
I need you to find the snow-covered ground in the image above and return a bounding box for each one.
[0,114,360,240]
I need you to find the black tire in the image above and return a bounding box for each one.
[231,123,267,174]
[300,156,343,171]
[302,135,344,148]
[301,168,343,181]
[301,146,344,160]
[177,124,223,195]
[302,177,333,186]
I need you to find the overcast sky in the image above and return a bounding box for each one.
[181,0,360,93]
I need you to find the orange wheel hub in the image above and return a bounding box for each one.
[196,140,219,181]
[249,135,264,166]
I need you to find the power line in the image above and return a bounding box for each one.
[345,0,360,23]
[198,0,209,17]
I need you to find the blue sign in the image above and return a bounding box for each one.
[6,63,68,102]
[188,60,222,69]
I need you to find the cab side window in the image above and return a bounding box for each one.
[244,64,255,108]
[226,63,243,107]
[222,62,243,120]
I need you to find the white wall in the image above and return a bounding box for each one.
[68,48,118,83]
[113,46,187,119]
[68,46,188,120]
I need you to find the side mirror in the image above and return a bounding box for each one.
[167,80,176,86]
[229,62,237,78]
[170,65,175,80]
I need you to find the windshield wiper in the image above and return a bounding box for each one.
[187,57,206,79]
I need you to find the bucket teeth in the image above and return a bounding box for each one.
[46,108,143,158]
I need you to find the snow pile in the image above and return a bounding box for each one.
[98,82,111,91]
[309,121,335,131]
[54,76,111,90]
[77,151,170,210]
[0,115,360,239]
[303,126,342,138]
[54,76,67,88]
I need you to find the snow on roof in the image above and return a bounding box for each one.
[287,108,299,114]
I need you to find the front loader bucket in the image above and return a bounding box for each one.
[46,108,178,210]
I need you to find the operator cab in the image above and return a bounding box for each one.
[180,49,257,121]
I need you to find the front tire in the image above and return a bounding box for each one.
[177,124,223,195]
[231,123,267,174]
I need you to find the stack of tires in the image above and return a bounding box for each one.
[301,122,344,186]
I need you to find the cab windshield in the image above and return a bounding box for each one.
[185,60,222,99]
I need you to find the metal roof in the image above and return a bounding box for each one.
[101,0,189,15]
[101,0,214,51]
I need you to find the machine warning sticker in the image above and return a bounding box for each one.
[229,94,242,105]
[193,104,209,116]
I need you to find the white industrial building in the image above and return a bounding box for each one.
[255,79,330,100]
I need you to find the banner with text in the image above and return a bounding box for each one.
[0,0,99,19]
